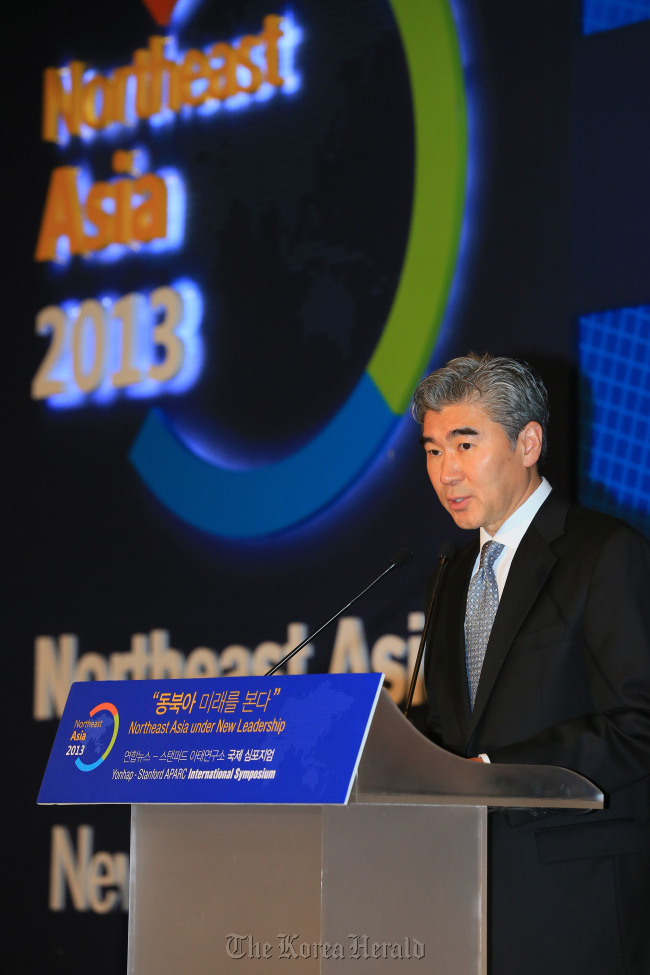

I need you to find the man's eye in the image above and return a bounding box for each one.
[426,448,440,457]
[459,442,472,451]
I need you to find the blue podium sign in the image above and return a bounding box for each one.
[38,674,384,805]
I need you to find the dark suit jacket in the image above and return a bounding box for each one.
[424,492,650,975]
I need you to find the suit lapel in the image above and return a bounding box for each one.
[438,542,476,741]
[467,493,568,738]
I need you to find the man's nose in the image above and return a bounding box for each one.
[439,453,460,484]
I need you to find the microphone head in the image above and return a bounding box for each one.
[438,541,456,561]
[390,546,414,570]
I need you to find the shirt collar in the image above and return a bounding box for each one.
[479,477,552,551]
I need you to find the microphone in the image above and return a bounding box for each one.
[403,542,454,719]
[265,548,413,676]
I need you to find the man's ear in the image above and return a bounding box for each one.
[520,422,543,468]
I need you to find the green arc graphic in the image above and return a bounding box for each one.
[369,0,467,412]
[130,0,467,537]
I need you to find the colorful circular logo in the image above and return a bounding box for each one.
[130,0,467,537]
[75,702,119,771]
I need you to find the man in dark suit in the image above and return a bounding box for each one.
[412,353,650,975]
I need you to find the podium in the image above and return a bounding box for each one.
[126,688,602,974]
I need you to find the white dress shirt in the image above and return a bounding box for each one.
[474,477,553,598]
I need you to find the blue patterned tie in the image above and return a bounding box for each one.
[465,540,504,709]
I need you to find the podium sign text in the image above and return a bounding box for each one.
[38,674,383,805]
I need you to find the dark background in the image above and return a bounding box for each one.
[5,0,650,970]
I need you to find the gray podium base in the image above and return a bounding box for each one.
[128,802,486,974]
[126,692,602,974]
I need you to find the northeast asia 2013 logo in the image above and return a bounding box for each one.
[71,702,120,772]
[34,0,467,539]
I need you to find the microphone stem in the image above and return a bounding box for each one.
[265,560,400,677]
[403,553,449,718]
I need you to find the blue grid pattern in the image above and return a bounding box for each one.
[578,306,650,536]
[583,0,650,34]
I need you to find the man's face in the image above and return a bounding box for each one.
[421,400,541,535]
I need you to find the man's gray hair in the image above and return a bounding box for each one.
[412,353,549,461]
